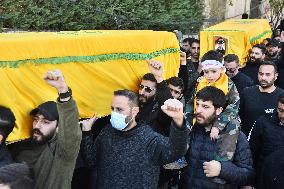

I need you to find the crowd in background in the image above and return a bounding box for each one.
[0,17,283,189]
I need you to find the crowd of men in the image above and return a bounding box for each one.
[0,20,283,189]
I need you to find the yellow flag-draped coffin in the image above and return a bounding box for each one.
[200,19,272,65]
[0,30,180,142]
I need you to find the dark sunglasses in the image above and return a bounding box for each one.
[139,84,155,93]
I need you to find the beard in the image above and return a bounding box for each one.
[138,94,155,105]
[259,79,275,89]
[32,128,55,145]
[249,57,262,64]
[268,51,278,58]
[195,112,217,127]
[125,112,134,124]
[192,53,199,59]
[279,117,284,126]
[226,72,235,78]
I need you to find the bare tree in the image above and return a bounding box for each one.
[263,0,284,30]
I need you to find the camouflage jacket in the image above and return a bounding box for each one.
[182,73,240,132]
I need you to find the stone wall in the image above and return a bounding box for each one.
[225,0,251,19]
[203,0,269,25]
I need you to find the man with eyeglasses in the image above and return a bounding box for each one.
[136,60,172,136]
[249,92,284,189]
[136,60,175,189]
[224,54,254,95]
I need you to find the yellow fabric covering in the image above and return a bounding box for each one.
[196,73,229,95]
[0,30,180,142]
[200,19,272,65]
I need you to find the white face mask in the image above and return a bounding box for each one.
[110,111,133,131]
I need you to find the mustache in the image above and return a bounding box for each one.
[139,94,146,98]
[32,128,43,136]
[194,113,204,119]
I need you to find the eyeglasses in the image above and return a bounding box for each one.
[139,84,155,93]
[169,88,181,95]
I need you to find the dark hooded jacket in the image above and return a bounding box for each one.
[179,126,254,189]
[240,60,263,85]
[0,143,13,168]
[249,113,284,188]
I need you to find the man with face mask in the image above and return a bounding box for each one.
[81,89,189,189]
[240,44,267,84]
[9,70,82,189]
[239,62,284,137]
[249,92,284,189]
[224,54,254,95]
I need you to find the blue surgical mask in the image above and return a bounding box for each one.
[110,111,128,131]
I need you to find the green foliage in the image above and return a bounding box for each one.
[0,0,204,33]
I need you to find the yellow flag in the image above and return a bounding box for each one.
[0,30,180,142]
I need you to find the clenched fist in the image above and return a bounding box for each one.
[161,99,184,127]
[147,59,164,83]
[203,160,221,177]
[44,70,68,94]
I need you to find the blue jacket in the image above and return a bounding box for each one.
[179,126,254,189]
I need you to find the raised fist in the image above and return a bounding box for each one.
[161,98,184,127]
[44,70,68,94]
[147,59,164,83]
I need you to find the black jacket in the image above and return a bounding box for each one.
[258,148,284,189]
[275,42,284,89]
[231,72,254,95]
[240,60,262,85]
[179,126,254,189]
[249,113,284,188]
[136,80,172,136]
[0,143,13,168]
[178,64,199,104]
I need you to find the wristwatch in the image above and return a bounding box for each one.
[58,87,72,101]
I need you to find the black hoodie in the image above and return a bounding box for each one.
[240,60,263,85]
[249,113,284,187]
